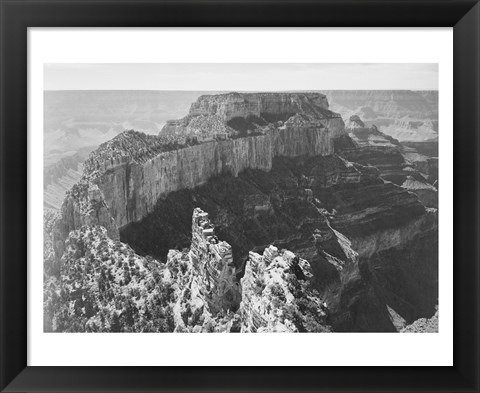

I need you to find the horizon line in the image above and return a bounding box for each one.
[43,88,439,92]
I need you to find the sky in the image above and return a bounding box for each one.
[44,63,438,91]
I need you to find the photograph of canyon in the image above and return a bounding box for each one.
[43,64,439,333]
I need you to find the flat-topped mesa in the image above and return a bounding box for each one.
[162,92,345,142]
[59,92,348,234]
[188,92,333,121]
[190,208,239,312]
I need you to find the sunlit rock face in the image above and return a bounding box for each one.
[401,309,438,333]
[239,246,330,333]
[164,210,332,333]
[189,208,240,313]
[44,225,175,333]
[44,208,332,333]
[52,182,119,261]
[44,154,86,210]
[45,91,438,333]
[188,92,330,122]
[60,93,346,236]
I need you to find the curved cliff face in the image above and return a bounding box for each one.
[86,128,335,230]
[65,93,345,232]
[89,134,274,229]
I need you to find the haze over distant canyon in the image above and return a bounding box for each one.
[44,90,438,333]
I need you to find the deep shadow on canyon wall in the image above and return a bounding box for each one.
[120,155,438,332]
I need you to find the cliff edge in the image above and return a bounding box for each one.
[60,92,347,240]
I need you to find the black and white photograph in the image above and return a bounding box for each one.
[6,0,480,388]
[43,63,439,333]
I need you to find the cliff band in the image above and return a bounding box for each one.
[61,92,346,234]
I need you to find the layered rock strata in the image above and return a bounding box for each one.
[61,93,346,238]
[119,152,437,331]
[46,92,439,333]
[338,115,438,208]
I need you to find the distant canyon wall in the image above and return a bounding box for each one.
[324,90,438,142]
[323,90,438,119]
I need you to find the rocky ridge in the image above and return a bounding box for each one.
[189,208,240,313]
[55,92,347,247]
[240,246,329,332]
[45,92,439,333]
[119,151,438,331]
[44,208,329,333]
[401,310,439,333]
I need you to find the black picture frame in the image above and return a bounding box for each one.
[1,0,479,392]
